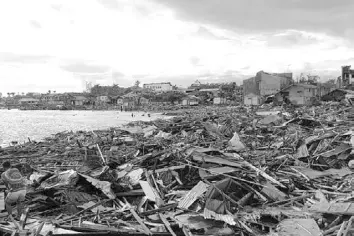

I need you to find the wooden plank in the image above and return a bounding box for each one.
[310,202,354,215]
[130,208,151,235]
[19,208,29,230]
[159,213,176,236]
[140,203,178,216]
[33,222,45,236]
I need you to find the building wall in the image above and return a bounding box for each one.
[213,97,226,105]
[243,77,259,97]
[259,72,292,96]
[182,99,199,106]
[117,98,123,105]
[341,66,354,87]
[139,97,149,105]
[285,86,316,105]
[97,96,110,102]
[143,83,173,91]
[244,93,260,105]
[73,100,84,106]
[19,100,39,105]
[243,71,293,102]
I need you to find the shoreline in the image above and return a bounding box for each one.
[0,110,170,148]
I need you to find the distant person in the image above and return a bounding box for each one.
[131,113,134,118]
[1,161,26,219]
[148,113,151,118]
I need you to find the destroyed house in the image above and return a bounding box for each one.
[243,71,293,105]
[96,95,111,103]
[275,83,317,105]
[70,95,87,106]
[41,94,70,105]
[338,65,354,88]
[182,95,200,106]
[322,89,354,103]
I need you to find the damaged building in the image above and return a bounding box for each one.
[274,83,318,105]
[321,89,354,104]
[337,65,354,88]
[243,71,293,105]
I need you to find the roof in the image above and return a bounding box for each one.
[321,83,336,88]
[122,92,138,98]
[143,82,172,86]
[111,95,123,99]
[281,83,317,91]
[294,84,317,89]
[333,89,354,94]
[72,96,87,100]
[199,88,220,92]
[184,95,201,100]
[42,94,56,97]
[19,98,39,102]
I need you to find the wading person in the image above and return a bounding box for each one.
[1,161,26,219]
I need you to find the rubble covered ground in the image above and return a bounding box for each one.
[1,103,354,236]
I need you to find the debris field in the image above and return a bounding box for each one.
[1,104,354,236]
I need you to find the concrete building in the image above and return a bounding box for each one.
[243,71,293,105]
[189,80,202,89]
[70,96,87,106]
[41,94,70,105]
[182,95,200,106]
[276,84,317,105]
[139,97,149,105]
[199,88,220,97]
[213,97,227,105]
[235,85,243,96]
[318,83,336,97]
[19,98,40,105]
[96,95,111,104]
[111,96,123,105]
[122,92,139,109]
[337,66,354,88]
[143,82,173,91]
[322,89,354,103]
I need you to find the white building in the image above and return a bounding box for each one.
[19,98,40,105]
[143,82,173,91]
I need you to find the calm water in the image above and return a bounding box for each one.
[0,110,163,146]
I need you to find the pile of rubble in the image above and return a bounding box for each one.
[1,103,354,235]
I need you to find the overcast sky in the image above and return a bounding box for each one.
[0,0,353,94]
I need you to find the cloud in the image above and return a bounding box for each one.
[265,31,320,47]
[60,62,111,73]
[152,0,354,37]
[51,4,63,11]
[194,26,230,41]
[189,56,201,66]
[29,20,41,29]
[97,0,121,10]
[0,52,51,63]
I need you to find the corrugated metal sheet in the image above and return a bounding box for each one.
[178,181,209,209]
[203,208,236,225]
